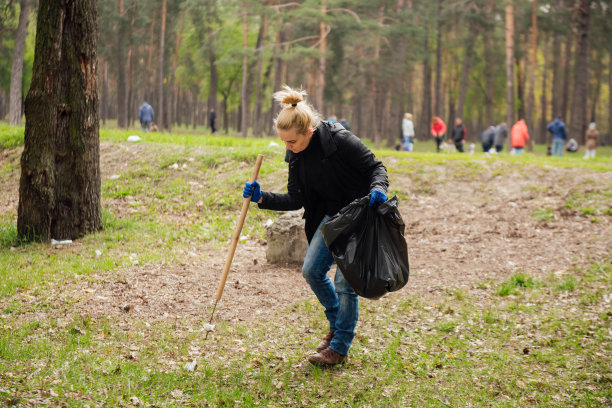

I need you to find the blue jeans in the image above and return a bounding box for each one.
[552,138,564,156]
[514,147,524,154]
[302,216,358,356]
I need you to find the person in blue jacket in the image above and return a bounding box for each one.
[243,86,388,367]
[546,116,567,157]
[138,102,154,132]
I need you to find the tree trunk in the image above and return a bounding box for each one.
[526,0,537,150]
[240,6,248,137]
[253,12,269,137]
[516,54,525,122]
[484,0,495,125]
[9,0,30,126]
[101,60,108,125]
[588,50,602,123]
[207,7,218,117]
[456,27,476,124]
[116,0,128,128]
[609,53,612,144]
[539,34,549,144]
[505,2,515,150]
[569,0,591,145]
[418,24,432,140]
[316,0,327,113]
[551,0,562,118]
[18,0,100,242]
[158,0,167,131]
[434,0,443,116]
[561,35,572,121]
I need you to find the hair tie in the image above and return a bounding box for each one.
[291,103,297,107]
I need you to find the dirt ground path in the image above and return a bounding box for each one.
[2,146,611,325]
[73,159,612,325]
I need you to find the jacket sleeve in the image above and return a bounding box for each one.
[258,159,304,212]
[336,130,388,194]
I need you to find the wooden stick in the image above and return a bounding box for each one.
[205,154,264,338]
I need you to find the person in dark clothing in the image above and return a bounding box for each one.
[209,108,217,133]
[480,126,495,153]
[450,118,466,152]
[243,86,388,367]
[138,102,154,132]
[339,117,350,131]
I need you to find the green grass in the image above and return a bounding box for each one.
[1,122,611,406]
[0,258,609,406]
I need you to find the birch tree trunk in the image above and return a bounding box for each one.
[18,0,100,242]
[8,0,31,125]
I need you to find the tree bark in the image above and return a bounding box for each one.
[526,0,537,149]
[456,28,477,123]
[240,6,248,137]
[561,34,572,121]
[158,0,167,131]
[253,12,269,137]
[418,24,432,140]
[505,2,515,150]
[18,0,101,242]
[316,0,327,113]
[117,0,128,128]
[207,1,218,119]
[588,50,602,123]
[8,0,30,126]
[484,0,495,125]
[434,0,443,116]
[551,0,562,118]
[569,0,591,145]
[539,34,549,144]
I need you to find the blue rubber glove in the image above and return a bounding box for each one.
[243,181,263,203]
[369,189,387,207]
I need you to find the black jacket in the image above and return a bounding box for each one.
[451,124,466,143]
[259,121,388,242]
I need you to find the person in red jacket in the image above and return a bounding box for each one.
[430,116,447,152]
[510,119,530,154]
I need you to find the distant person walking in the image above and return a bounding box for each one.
[138,101,154,132]
[402,113,415,152]
[450,118,466,153]
[510,119,530,154]
[493,123,508,153]
[430,116,446,152]
[480,125,495,153]
[584,122,599,159]
[546,116,567,157]
[339,117,350,131]
[209,108,217,133]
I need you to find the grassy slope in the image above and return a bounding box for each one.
[0,123,611,407]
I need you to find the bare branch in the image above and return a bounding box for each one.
[325,8,361,23]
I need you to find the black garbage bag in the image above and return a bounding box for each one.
[320,195,409,299]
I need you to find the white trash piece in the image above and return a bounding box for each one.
[169,163,179,170]
[202,323,215,332]
[127,135,141,142]
[184,359,197,372]
[268,141,280,147]
[51,239,72,245]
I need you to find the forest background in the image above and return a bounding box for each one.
[0,0,610,147]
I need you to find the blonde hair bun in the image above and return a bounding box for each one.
[274,85,306,108]
[273,85,321,134]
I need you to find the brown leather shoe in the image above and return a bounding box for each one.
[316,331,335,352]
[308,348,346,367]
